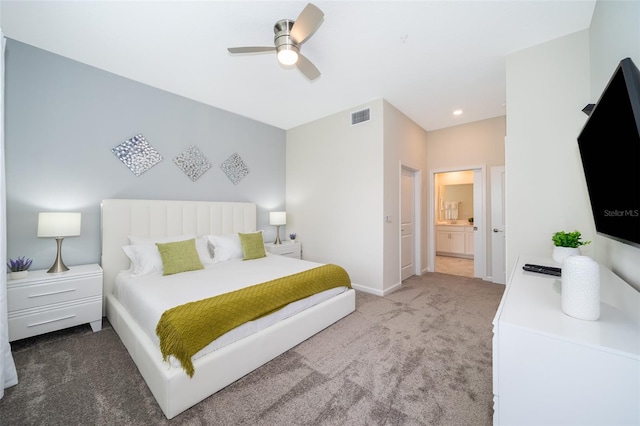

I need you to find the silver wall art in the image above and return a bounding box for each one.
[112,134,163,176]
[220,152,250,185]
[174,145,212,181]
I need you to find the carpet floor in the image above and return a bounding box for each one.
[1,272,504,425]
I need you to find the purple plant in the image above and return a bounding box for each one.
[289,232,297,240]
[7,256,33,272]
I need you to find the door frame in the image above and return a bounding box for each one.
[428,165,487,279]
[400,163,422,279]
[490,165,506,284]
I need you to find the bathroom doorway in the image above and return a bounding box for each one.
[429,167,486,279]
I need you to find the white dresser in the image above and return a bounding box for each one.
[492,256,639,425]
[7,264,103,341]
[264,241,302,259]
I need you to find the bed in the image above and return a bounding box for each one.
[101,199,356,419]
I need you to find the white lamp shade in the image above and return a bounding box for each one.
[270,211,286,226]
[37,212,82,237]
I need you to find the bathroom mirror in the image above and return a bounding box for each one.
[438,183,473,223]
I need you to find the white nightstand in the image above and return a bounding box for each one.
[7,263,103,342]
[264,241,302,259]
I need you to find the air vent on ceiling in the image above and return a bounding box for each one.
[351,108,371,125]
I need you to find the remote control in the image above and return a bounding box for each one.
[523,263,562,277]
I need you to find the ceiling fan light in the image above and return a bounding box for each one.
[277,48,298,66]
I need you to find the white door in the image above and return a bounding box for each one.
[491,166,506,284]
[401,169,415,281]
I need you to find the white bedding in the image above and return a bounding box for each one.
[113,254,348,366]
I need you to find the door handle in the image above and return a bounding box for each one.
[493,228,501,233]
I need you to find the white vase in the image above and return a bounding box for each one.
[552,246,580,264]
[10,270,28,280]
[561,255,600,320]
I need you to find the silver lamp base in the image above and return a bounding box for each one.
[47,237,70,273]
[273,225,282,245]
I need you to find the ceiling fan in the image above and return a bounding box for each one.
[227,3,324,81]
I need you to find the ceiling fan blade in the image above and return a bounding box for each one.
[296,53,321,81]
[228,46,275,54]
[290,3,324,45]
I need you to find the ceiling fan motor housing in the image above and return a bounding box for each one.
[274,19,299,59]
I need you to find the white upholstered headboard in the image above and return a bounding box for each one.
[100,199,257,303]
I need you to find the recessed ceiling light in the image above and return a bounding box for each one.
[453,109,463,116]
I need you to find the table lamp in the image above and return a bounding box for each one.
[269,211,286,245]
[37,212,81,273]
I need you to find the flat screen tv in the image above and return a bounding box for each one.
[577,57,640,248]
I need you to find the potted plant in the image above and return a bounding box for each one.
[289,232,297,242]
[7,256,33,279]
[551,231,591,264]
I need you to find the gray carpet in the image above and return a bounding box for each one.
[1,272,504,425]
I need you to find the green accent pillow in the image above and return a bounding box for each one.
[238,231,266,260]
[156,238,204,276]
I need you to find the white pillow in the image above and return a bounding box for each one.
[124,235,213,276]
[207,234,243,263]
[122,244,163,276]
[195,236,215,265]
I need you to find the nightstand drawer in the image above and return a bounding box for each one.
[274,248,301,258]
[8,274,102,312]
[8,297,102,341]
[264,242,302,259]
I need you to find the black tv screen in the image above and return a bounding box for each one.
[577,57,640,248]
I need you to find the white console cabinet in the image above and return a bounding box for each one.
[492,256,639,425]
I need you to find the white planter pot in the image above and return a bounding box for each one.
[9,270,28,280]
[552,246,581,264]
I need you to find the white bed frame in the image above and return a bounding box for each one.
[101,199,356,419]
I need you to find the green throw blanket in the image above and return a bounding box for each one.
[156,264,351,377]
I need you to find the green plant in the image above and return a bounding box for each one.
[7,256,33,272]
[551,231,591,248]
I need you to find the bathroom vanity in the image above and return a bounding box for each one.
[436,223,474,258]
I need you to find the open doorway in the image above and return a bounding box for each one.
[429,167,486,279]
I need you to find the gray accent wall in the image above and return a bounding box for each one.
[4,39,286,270]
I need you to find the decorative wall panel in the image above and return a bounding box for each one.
[112,134,163,176]
[220,152,250,185]
[174,145,211,181]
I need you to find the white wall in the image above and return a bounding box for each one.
[506,0,640,291]
[286,99,429,295]
[382,100,429,292]
[505,30,592,279]
[286,100,385,292]
[587,0,640,288]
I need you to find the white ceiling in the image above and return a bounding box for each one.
[1,1,596,131]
